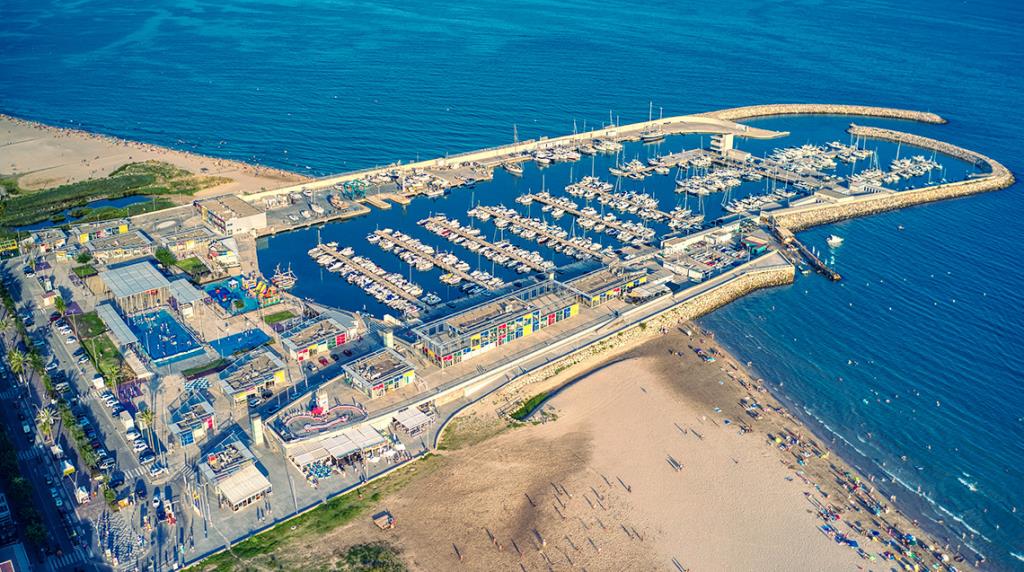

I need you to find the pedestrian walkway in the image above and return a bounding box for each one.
[45,546,88,571]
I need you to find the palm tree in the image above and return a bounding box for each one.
[7,349,26,385]
[54,296,66,319]
[36,408,55,441]
[28,352,44,377]
[137,408,156,452]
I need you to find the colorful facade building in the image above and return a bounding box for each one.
[71,219,130,245]
[280,315,357,362]
[414,279,580,369]
[216,347,286,403]
[343,347,416,399]
[169,391,216,446]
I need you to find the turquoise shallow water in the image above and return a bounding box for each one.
[2,0,1023,567]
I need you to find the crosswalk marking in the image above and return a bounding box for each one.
[46,546,87,571]
[17,448,41,461]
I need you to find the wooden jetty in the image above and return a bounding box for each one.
[371,230,497,290]
[421,215,550,272]
[311,244,427,306]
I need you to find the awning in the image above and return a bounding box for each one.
[217,464,272,507]
[95,303,139,347]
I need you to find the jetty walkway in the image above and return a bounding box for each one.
[310,244,426,308]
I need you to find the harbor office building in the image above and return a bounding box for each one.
[414,279,581,369]
[564,267,649,308]
[280,314,357,362]
[194,195,267,235]
[343,347,416,399]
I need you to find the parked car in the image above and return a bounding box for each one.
[98,457,115,470]
[138,451,155,465]
[149,464,167,478]
[132,441,148,453]
[318,356,330,367]
[77,354,90,365]
[125,430,141,442]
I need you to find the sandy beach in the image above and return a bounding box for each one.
[0,114,308,196]
[237,325,965,572]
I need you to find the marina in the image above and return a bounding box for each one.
[369,228,505,290]
[308,242,426,314]
[417,214,554,273]
[468,204,616,263]
[518,190,657,245]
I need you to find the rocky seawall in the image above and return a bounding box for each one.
[768,126,1015,231]
[700,104,946,124]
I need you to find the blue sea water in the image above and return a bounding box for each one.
[2,0,1023,567]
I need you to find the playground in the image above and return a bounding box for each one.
[204,273,281,315]
[126,309,204,365]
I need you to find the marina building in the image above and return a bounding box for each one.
[71,219,130,245]
[216,347,286,403]
[343,347,416,399]
[84,229,154,263]
[158,225,217,258]
[198,435,272,512]
[27,228,68,256]
[168,391,215,446]
[564,267,650,308]
[280,314,357,362]
[413,279,580,368]
[195,195,267,235]
[97,260,172,314]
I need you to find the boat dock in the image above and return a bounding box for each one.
[420,215,550,272]
[769,224,841,281]
[370,229,498,290]
[310,244,427,307]
[256,202,372,237]
[381,192,412,205]
[522,192,643,238]
[472,205,615,263]
[362,196,392,210]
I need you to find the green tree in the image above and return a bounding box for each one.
[75,252,92,264]
[54,295,66,318]
[154,246,176,267]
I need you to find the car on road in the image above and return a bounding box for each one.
[138,451,155,465]
[149,464,167,478]
[247,396,262,408]
[22,422,32,436]
[136,481,147,499]
[108,473,125,489]
[49,486,60,499]
[343,349,353,356]
[152,490,160,508]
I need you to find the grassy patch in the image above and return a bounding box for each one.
[0,161,228,227]
[438,413,510,451]
[72,311,107,339]
[509,391,550,421]
[175,256,210,278]
[181,358,228,379]
[72,265,98,278]
[197,454,442,572]
[339,542,406,572]
[262,309,295,325]
[72,197,177,224]
[81,333,125,383]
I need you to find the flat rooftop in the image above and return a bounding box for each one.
[344,348,412,384]
[199,436,256,482]
[446,297,532,334]
[567,267,645,297]
[99,261,170,299]
[159,225,216,244]
[86,229,152,251]
[219,348,284,392]
[282,316,346,348]
[198,194,264,219]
